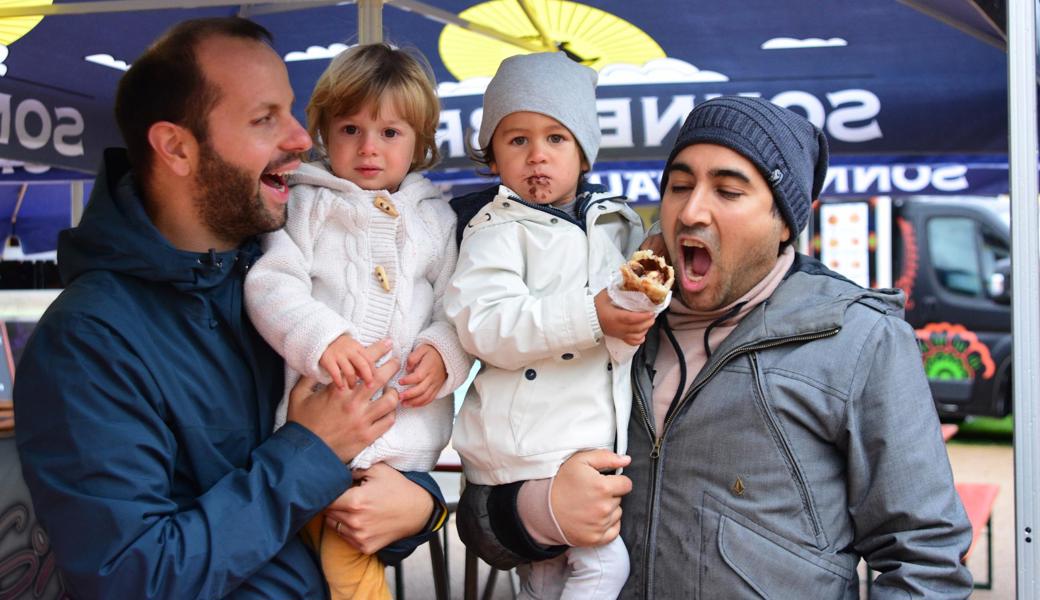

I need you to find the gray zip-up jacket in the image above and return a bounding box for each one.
[457,254,972,599]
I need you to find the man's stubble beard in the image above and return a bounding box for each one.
[194,142,287,247]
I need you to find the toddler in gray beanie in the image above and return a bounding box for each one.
[661,95,829,236]
[478,51,601,166]
[447,50,650,600]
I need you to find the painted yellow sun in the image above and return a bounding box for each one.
[438,0,664,81]
[0,0,50,46]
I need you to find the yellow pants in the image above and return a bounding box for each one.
[302,515,391,600]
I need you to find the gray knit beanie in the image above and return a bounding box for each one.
[478,52,601,166]
[661,96,829,235]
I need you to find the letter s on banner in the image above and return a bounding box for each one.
[53,107,84,157]
[826,90,882,143]
[932,165,969,192]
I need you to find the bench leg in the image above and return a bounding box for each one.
[429,533,449,600]
[465,548,478,600]
[394,562,405,600]
[973,515,994,590]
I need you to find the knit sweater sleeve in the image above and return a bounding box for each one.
[245,188,358,381]
[415,202,474,398]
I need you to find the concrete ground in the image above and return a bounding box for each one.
[394,440,1015,600]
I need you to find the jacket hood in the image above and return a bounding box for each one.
[58,148,259,291]
[707,253,905,359]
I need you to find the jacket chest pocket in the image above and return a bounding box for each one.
[698,493,856,599]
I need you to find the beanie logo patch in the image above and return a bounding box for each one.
[768,169,784,185]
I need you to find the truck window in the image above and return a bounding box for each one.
[979,229,1010,281]
[927,217,983,297]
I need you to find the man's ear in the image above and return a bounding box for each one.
[147,121,198,178]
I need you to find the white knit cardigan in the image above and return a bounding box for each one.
[245,162,471,471]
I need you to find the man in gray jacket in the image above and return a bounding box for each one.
[457,96,972,598]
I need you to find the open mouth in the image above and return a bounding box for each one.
[260,171,289,194]
[526,175,550,186]
[680,239,712,284]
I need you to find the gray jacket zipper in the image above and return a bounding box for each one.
[749,353,826,543]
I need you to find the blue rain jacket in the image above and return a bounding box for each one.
[14,149,442,599]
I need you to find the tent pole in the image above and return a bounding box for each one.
[388,0,548,52]
[516,0,556,51]
[0,0,324,18]
[357,0,383,44]
[1009,0,1040,596]
[896,0,1006,49]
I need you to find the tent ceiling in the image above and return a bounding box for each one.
[0,0,1015,171]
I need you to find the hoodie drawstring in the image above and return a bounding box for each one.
[703,301,749,360]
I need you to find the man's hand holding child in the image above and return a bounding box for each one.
[398,343,447,407]
[289,340,399,463]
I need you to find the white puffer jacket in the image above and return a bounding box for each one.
[445,185,644,485]
[245,162,472,471]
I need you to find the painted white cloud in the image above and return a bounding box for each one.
[85,54,130,71]
[435,57,727,97]
[285,43,350,62]
[437,77,492,98]
[597,58,728,86]
[761,37,847,50]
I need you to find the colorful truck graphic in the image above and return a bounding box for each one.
[812,196,1011,419]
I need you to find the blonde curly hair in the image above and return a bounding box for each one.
[306,42,440,171]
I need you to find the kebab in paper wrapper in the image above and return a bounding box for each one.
[605,249,674,362]
[619,249,674,304]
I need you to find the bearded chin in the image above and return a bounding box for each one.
[195,143,286,246]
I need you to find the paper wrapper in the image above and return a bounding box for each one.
[604,270,671,364]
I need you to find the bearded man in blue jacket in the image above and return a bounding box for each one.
[13,18,445,599]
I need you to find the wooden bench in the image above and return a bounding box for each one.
[956,482,1000,589]
[864,480,999,592]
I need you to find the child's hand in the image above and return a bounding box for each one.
[398,344,447,407]
[595,289,655,346]
[319,334,378,389]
